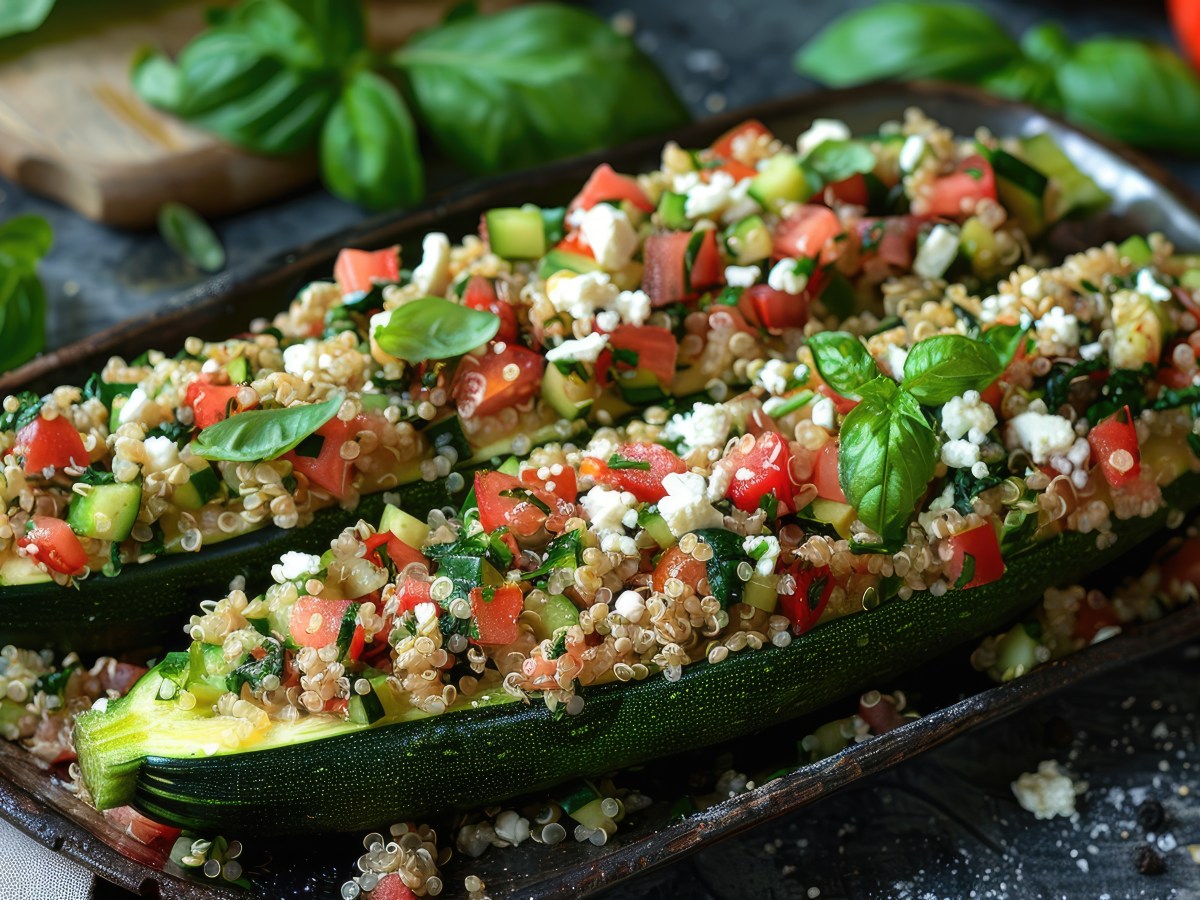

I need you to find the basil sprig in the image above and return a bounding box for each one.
[193,393,343,462]
[0,0,54,39]
[901,335,1002,405]
[158,203,226,273]
[132,1,687,209]
[803,139,877,186]
[0,215,53,374]
[795,3,1200,155]
[373,296,500,363]
[807,331,880,396]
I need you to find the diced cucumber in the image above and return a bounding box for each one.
[360,393,391,412]
[743,572,779,613]
[226,356,251,385]
[525,593,580,642]
[615,368,669,406]
[379,504,429,550]
[1118,235,1153,267]
[1019,133,1110,222]
[497,456,521,476]
[438,555,502,602]
[724,214,772,264]
[537,248,602,279]
[810,498,856,539]
[174,467,222,510]
[748,154,811,210]
[425,415,472,464]
[485,207,548,260]
[657,191,691,230]
[348,670,406,725]
[637,507,676,549]
[68,480,142,542]
[1182,269,1200,291]
[989,148,1048,238]
[542,363,596,421]
[959,216,999,278]
[0,554,51,586]
[540,207,566,245]
[92,379,138,413]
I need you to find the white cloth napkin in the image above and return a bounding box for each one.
[0,817,93,899]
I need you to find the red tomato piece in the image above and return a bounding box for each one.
[18,515,88,576]
[284,417,354,498]
[395,578,434,617]
[556,231,595,259]
[773,205,843,263]
[569,163,653,214]
[289,597,354,649]
[364,532,428,574]
[471,583,525,645]
[689,229,723,292]
[1158,536,1200,593]
[856,216,922,270]
[1088,405,1141,488]
[812,440,848,504]
[652,545,710,595]
[828,173,870,206]
[743,280,819,332]
[14,414,88,474]
[926,155,997,218]
[711,119,773,160]
[721,431,797,514]
[1171,0,1200,69]
[371,874,418,900]
[1073,596,1121,643]
[586,442,686,503]
[333,246,400,297]
[520,464,578,504]
[462,276,518,345]
[185,378,251,430]
[712,159,759,181]
[475,470,566,537]
[777,562,834,634]
[816,384,859,416]
[608,325,679,387]
[943,522,1005,590]
[643,232,691,306]
[451,343,544,419]
[103,807,182,849]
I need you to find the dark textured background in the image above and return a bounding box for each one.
[3,1,1198,897]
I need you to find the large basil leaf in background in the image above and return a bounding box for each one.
[223,0,366,71]
[0,215,53,373]
[321,70,424,209]
[794,2,1019,86]
[0,0,55,39]
[395,3,689,173]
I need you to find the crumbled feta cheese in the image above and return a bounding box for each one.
[580,486,636,535]
[283,342,319,376]
[663,402,733,454]
[614,289,651,326]
[767,258,809,295]
[971,460,990,479]
[757,358,792,396]
[614,590,646,623]
[1021,275,1043,299]
[411,232,451,295]
[798,118,851,158]
[811,396,836,432]
[1012,760,1083,820]
[594,310,620,332]
[414,601,440,625]
[743,534,781,577]
[658,472,725,537]
[273,551,322,584]
[546,332,609,364]
[1006,411,1076,464]
[720,177,761,224]
[706,462,733,502]
[941,390,997,441]
[583,431,621,462]
[547,271,619,324]
[885,344,909,381]
[913,224,960,279]
[117,388,155,427]
[941,438,981,469]
[898,134,927,173]
[724,264,761,288]
[580,203,640,270]
[1136,268,1172,302]
[929,483,956,512]
[672,170,701,194]
[142,436,180,474]
[1037,306,1080,347]
[1079,341,1104,361]
[685,170,736,219]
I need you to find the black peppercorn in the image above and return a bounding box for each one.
[1132,844,1166,876]
[1135,798,1165,832]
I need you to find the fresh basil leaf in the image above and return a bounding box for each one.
[794,2,1020,87]
[1019,21,1073,69]
[0,215,54,264]
[807,331,878,395]
[981,322,1028,369]
[978,58,1061,110]
[158,203,226,273]
[374,296,500,363]
[320,69,424,209]
[226,0,365,71]
[192,393,343,461]
[902,335,1002,405]
[838,377,937,546]
[804,139,875,184]
[395,4,688,173]
[1056,38,1200,155]
[0,0,54,39]
[0,268,46,373]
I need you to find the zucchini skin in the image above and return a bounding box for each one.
[107,473,1200,835]
[0,480,459,655]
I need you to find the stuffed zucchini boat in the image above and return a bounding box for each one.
[0,110,1114,652]
[77,230,1200,832]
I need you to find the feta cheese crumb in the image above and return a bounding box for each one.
[580,204,640,270]
[912,224,960,279]
[768,257,809,295]
[885,344,909,381]
[743,534,781,576]
[614,289,651,326]
[685,170,736,219]
[142,436,180,474]
[898,134,927,173]
[941,438,981,469]
[282,342,318,377]
[411,232,451,295]
[1006,410,1076,464]
[1021,275,1043,299]
[614,589,646,624]
[273,551,322,584]
[658,472,725,537]
[1136,268,1172,302]
[663,402,733,455]
[547,271,620,324]
[797,118,851,158]
[1080,341,1104,361]
[811,396,836,432]
[720,177,761,224]
[1012,760,1084,820]
[1037,306,1080,347]
[757,358,792,396]
[546,332,609,364]
[117,387,156,427]
[706,462,733,502]
[580,486,636,535]
[941,390,997,441]
[595,309,620,332]
[929,483,956,512]
[724,264,762,288]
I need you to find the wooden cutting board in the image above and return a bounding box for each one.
[0,0,515,229]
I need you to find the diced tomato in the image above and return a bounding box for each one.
[569,163,653,214]
[742,278,822,332]
[96,661,149,696]
[652,545,710,595]
[777,562,834,634]
[471,583,525,645]
[462,276,518,344]
[607,325,679,387]
[926,155,997,219]
[394,578,434,617]
[451,343,544,419]
[712,159,759,181]
[364,532,428,574]
[1073,596,1120,642]
[1158,363,1195,390]
[371,874,418,900]
[289,596,354,649]
[284,416,354,498]
[856,216,922,271]
[816,383,859,416]
[711,119,773,160]
[858,693,907,734]
[18,516,88,576]
[828,173,870,206]
[14,414,88,474]
[586,442,686,503]
[346,625,365,662]
[720,431,797,514]
[812,440,847,504]
[773,205,843,263]
[185,377,251,430]
[943,522,1005,590]
[103,807,182,849]
[707,304,757,336]
[333,246,400,297]
[1158,536,1200,594]
[1088,405,1141,489]
[689,229,723,292]
[475,470,567,537]
[643,230,723,306]
[520,464,578,504]
[556,231,595,259]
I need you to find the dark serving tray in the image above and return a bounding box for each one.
[2,81,1200,898]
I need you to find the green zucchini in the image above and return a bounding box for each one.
[75,472,1200,835]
